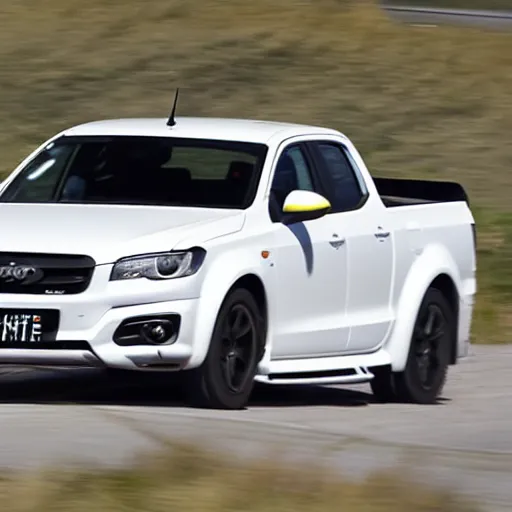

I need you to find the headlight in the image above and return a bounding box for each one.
[110,249,206,281]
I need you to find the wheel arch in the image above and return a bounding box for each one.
[228,274,268,323]
[385,244,462,372]
[186,259,271,369]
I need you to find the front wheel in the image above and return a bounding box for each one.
[370,287,454,404]
[184,288,264,410]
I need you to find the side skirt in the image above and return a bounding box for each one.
[255,348,391,386]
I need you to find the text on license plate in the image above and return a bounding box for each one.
[0,313,42,343]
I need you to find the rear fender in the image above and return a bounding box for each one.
[385,243,461,372]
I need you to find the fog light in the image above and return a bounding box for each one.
[113,314,181,346]
[140,320,170,343]
[140,320,174,344]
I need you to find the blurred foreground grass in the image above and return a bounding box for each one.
[1,0,512,342]
[0,444,480,511]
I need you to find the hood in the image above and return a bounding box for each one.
[0,203,245,264]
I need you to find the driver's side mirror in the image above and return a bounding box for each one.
[281,190,331,225]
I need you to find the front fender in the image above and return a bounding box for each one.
[185,247,271,369]
[385,243,461,372]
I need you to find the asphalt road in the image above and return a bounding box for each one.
[0,344,510,511]
[383,5,512,30]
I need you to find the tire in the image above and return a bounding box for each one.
[370,287,454,405]
[184,288,264,410]
[369,365,396,403]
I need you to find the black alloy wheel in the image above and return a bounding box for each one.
[412,301,447,392]
[185,288,263,410]
[220,303,258,394]
[370,287,453,404]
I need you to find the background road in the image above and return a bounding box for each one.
[0,344,510,511]
[383,5,512,29]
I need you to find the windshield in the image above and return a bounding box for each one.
[0,135,268,209]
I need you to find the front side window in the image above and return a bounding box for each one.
[0,136,268,209]
[270,145,315,212]
[313,142,366,213]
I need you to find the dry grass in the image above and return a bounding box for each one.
[0,443,481,511]
[1,0,512,341]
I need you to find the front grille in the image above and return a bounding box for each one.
[0,253,95,295]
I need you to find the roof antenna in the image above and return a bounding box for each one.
[166,88,179,127]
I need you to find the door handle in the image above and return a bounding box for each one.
[374,227,390,239]
[329,233,345,249]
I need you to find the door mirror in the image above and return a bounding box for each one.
[281,190,331,224]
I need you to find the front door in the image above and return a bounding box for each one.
[268,142,350,360]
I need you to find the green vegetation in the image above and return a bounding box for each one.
[388,0,512,10]
[0,443,480,511]
[1,0,512,342]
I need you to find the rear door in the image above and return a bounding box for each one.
[306,139,395,353]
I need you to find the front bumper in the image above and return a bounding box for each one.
[0,299,199,370]
[0,266,202,371]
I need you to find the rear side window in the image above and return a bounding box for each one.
[313,142,367,213]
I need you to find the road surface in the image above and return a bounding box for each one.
[383,5,512,30]
[0,344,510,511]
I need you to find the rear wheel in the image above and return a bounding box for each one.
[184,288,264,410]
[370,287,453,404]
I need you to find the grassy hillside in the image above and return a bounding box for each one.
[0,443,480,511]
[1,0,512,342]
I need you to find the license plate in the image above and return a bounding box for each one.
[0,312,43,343]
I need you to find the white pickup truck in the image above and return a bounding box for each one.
[0,115,476,409]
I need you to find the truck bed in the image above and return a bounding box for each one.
[373,177,469,208]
